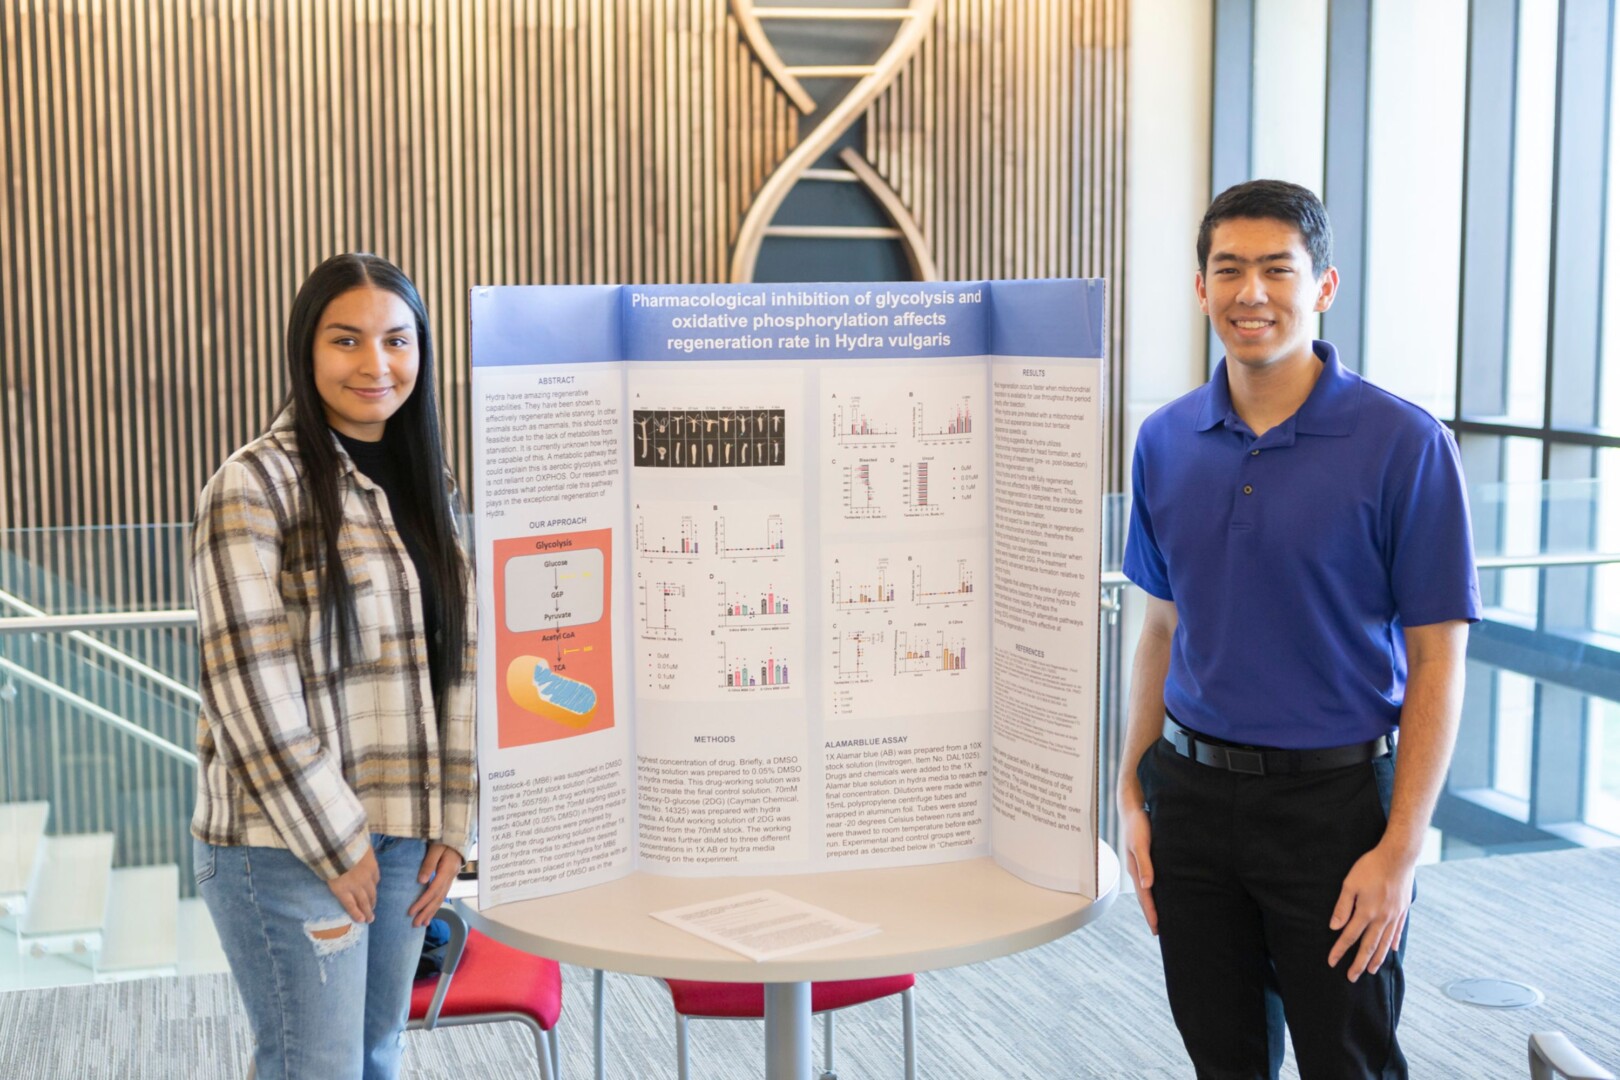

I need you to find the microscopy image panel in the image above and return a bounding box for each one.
[633,408,787,468]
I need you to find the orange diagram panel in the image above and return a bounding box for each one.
[492,528,616,747]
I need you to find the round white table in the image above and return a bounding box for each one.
[456,844,1120,1080]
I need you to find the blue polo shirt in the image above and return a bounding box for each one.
[1123,341,1480,749]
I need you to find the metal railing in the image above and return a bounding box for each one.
[0,590,201,703]
[0,591,201,889]
[0,546,1615,896]
[3,552,1614,638]
[0,655,197,767]
[0,587,200,766]
[1,551,1613,759]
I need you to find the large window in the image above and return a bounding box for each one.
[1502,0,1559,427]
[1588,696,1620,835]
[1597,448,1620,638]
[1492,671,1536,808]
[1439,0,1620,854]
[1362,0,1466,418]
[1202,0,1620,857]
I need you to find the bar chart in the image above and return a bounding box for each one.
[842,461,885,519]
[715,512,788,560]
[902,460,945,516]
[717,580,792,628]
[635,513,702,559]
[913,559,975,605]
[718,643,792,691]
[830,395,898,447]
[913,396,973,444]
[894,630,969,675]
[829,559,896,609]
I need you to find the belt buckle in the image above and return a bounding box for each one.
[1225,748,1266,775]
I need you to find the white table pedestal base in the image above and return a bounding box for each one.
[764,981,812,1079]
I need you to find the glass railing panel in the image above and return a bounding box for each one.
[1102,491,1128,574]
[0,522,203,986]
[0,629,200,892]
[1468,477,1618,560]
[1104,483,1620,864]
[0,525,192,618]
[2,492,1617,980]
[0,627,206,990]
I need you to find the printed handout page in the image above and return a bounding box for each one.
[650,890,880,962]
[470,280,1105,910]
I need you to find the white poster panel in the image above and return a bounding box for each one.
[471,281,1105,907]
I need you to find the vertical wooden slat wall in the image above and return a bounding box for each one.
[864,0,1129,493]
[0,0,800,543]
[2,0,1131,545]
[0,0,800,878]
[0,0,1130,880]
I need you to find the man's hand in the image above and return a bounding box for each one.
[1117,595,1176,938]
[1327,841,1416,981]
[1121,803,1159,935]
[407,843,464,928]
[1327,619,1466,982]
[327,845,380,923]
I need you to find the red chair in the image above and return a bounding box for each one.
[662,976,917,1080]
[409,906,564,1080]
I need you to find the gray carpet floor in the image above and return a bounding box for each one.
[2,847,1617,1078]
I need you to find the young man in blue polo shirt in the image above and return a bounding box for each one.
[1118,179,1480,1079]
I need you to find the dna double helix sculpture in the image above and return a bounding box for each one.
[729,0,941,283]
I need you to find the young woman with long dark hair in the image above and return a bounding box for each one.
[190,253,475,1079]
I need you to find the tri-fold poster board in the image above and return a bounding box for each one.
[469,280,1106,910]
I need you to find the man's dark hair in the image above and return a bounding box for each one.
[1196,179,1334,277]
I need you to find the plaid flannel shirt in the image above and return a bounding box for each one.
[190,408,477,880]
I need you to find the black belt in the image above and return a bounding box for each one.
[1161,714,1391,776]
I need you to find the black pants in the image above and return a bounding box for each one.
[1138,737,1408,1080]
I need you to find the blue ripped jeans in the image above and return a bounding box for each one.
[195,835,429,1080]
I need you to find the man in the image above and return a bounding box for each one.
[1118,179,1479,1079]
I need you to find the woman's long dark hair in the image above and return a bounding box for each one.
[283,253,468,708]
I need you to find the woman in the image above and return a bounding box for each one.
[190,253,476,1080]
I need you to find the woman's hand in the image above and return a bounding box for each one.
[327,845,380,923]
[408,843,464,928]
